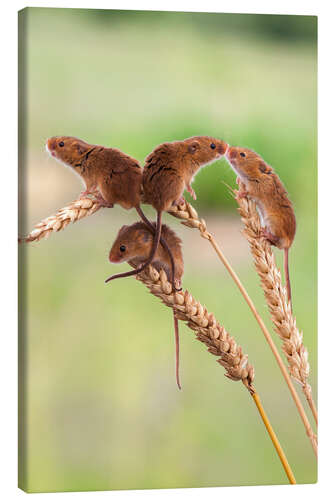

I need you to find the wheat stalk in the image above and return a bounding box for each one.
[168,200,317,456]
[137,264,255,390]
[235,192,318,427]
[134,264,296,484]
[19,197,102,243]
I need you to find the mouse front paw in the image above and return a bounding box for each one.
[187,185,197,200]
[236,189,248,199]
[93,192,114,208]
[174,196,186,206]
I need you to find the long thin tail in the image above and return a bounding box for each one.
[105,211,162,284]
[173,309,181,390]
[135,206,180,292]
[137,207,181,389]
[284,248,292,313]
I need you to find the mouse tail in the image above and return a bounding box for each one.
[173,308,181,390]
[135,206,180,292]
[284,248,292,313]
[105,211,163,284]
[105,267,146,283]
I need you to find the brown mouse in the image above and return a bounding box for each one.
[225,146,296,310]
[108,221,184,389]
[46,135,178,285]
[46,136,142,209]
[106,136,228,289]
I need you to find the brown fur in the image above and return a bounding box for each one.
[142,136,228,211]
[226,146,296,249]
[109,222,184,285]
[46,136,142,209]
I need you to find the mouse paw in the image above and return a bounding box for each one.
[173,284,183,292]
[236,189,248,199]
[187,185,197,200]
[174,196,185,206]
[93,192,114,208]
[259,228,279,245]
[79,189,90,198]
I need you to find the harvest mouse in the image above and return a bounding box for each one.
[46,136,142,209]
[108,221,184,389]
[225,146,296,310]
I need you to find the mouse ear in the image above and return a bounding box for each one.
[118,224,129,236]
[75,143,85,155]
[259,161,272,174]
[139,230,151,244]
[187,141,200,154]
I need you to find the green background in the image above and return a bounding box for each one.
[19,8,317,492]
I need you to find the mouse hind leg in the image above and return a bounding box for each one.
[261,227,280,246]
[96,181,117,208]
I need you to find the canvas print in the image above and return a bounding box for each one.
[18,8,317,492]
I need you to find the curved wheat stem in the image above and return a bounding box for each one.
[19,197,101,243]
[235,192,318,427]
[134,264,296,484]
[136,264,255,391]
[168,200,317,456]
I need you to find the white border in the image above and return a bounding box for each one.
[2,1,331,498]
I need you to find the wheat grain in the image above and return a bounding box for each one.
[19,197,101,243]
[235,192,318,426]
[136,264,255,392]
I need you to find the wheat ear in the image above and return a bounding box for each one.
[235,192,318,427]
[134,264,296,484]
[19,197,102,243]
[168,201,317,456]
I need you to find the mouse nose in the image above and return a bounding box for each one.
[226,147,237,160]
[46,137,56,151]
[109,252,120,263]
[218,141,228,155]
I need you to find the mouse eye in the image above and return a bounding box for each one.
[119,245,126,252]
[58,141,64,147]
[240,152,246,158]
[210,143,216,149]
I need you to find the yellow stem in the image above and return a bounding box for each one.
[303,385,318,426]
[206,233,317,457]
[252,392,296,484]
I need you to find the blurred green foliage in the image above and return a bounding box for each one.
[54,9,317,43]
[19,8,317,493]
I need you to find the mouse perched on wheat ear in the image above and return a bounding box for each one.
[106,136,228,290]
[46,136,143,209]
[46,135,179,287]
[108,221,184,389]
[225,146,296,310]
